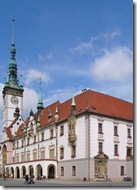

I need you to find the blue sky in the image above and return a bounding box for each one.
[0,0,133,123]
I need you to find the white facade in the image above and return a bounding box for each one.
[0,90,133,181]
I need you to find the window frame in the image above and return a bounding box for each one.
[60,125,64,136]
[127,128,132,138]
[61,166,64,176]
[114,144,119,156]
[98,123,103,134]
[60,146,64,160]
[98,142,103,154]
[72,165,76,176]
[114,126,118,136]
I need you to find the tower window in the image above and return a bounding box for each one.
[114,144,119,156]
[114,126,118,136]
[127,128,131,138]
[98,142,103,154]
[98,123,103,134]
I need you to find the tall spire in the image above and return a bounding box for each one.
[5,18,20,89]
[37,79,44,112]
[10,17,16,64]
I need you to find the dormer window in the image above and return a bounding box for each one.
[48,109,52,121]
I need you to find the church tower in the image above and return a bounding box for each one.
[2,18,24,130]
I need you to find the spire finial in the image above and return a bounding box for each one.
[12,17,15,45]
[37,78,44,112]
[39,77,42,102]
[71,96,76,107]
[20,74,23,88]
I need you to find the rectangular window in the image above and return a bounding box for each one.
[33,135,36,144]
[114,126,118,136]
[60,147,64,159]
[60,126,64,136]
[27,138,30,145]
[16,155,19,162]
[17,141,19,149]
[41,132,44,141]
[114,144,119,156]
[98,142,103,153]
[72,166,76,176]
[50,129,53,139]
[127,128,131,138]
[121,166,124,176]
[49,149,54,159]
[127,148,132,156]
[61,167,64,176]
[33,152,37,160]
[71,145,76,158]
[98,123,103,134]
[27,153,30,161]
[21,154,25,162]
[41,151,45,159]
[21,140,24,147]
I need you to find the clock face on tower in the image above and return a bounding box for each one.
[11,96,18,105]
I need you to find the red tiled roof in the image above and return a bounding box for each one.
[6,118,18,140]
[58,90,133,122]
[13,89,133,138]
[40,101,60,126]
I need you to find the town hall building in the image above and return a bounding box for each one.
[0,20,133,181]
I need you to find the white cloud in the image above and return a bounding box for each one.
[0,83,39,123]
[91,46,133,83]
[71,28,121,54]
[46,53,53,61]
[38,54,44,62]
[25,68,50,86]
[23,87,39,118]
[38,53,53,62]
[44,87,84,106]
[0,83,4,115]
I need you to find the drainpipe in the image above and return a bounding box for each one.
[55,124,58,178]
[86,108,90,181]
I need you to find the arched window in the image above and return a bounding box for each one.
[72,166,76,176]
[61,167,64,176]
